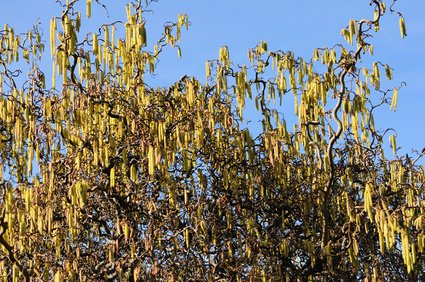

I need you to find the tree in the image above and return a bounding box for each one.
[0,0,424,280]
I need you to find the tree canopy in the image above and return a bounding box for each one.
[0,0,424,281]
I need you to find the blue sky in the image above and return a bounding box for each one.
[1,0,424,162]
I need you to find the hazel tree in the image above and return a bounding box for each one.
[0,0,424,281]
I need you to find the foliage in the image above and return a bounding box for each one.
[0,0,424,281]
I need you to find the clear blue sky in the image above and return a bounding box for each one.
[1,0,424,161]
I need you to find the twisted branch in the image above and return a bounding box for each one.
[321,0,383,252]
